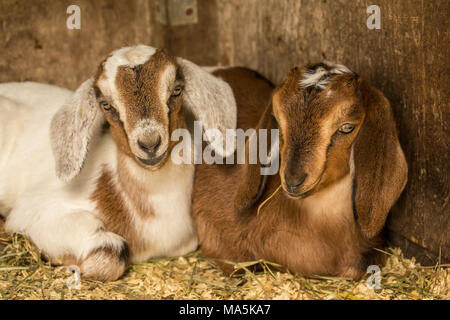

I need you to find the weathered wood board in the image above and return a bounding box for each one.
[0,0,166,90]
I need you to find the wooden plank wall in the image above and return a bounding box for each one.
[0,0,166,90]
[0,0,448,264]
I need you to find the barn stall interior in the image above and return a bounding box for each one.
[0,0,448,300]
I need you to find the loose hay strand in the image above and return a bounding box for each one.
[257,184,282,216]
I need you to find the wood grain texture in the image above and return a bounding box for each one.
[169,0,449,264]
[0,0,166,90]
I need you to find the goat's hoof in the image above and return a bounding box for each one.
[80,240,129,281]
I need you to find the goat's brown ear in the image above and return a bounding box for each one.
[234,104,278,213]
[353,79,408,238]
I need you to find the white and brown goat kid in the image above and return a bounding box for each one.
[0,45,237,281]
[193,62,408,279]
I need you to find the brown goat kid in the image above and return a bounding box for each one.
[192,62,408,279]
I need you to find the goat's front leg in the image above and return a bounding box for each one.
[5,207,129,281]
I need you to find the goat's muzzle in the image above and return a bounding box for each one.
[134,129,168,167]
[283,172,320,199]
[137,150,168,167]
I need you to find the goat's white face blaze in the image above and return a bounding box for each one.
[272,63,365,198]
[95,47,184,170]
[49,45,236,182]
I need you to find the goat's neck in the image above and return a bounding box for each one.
[292,146,355,222]
[292,173,354,223]
[114,152,178,218]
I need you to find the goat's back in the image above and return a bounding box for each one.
[0,83,71,211]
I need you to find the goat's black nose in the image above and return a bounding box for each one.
[138,136,161,155]
[285,173,308,191]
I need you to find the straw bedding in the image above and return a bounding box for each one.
[0,227,448,300]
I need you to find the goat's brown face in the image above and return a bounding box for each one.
[272,64,365,198]
[94,49,185,170]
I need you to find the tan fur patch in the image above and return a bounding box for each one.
[90,168,144,257]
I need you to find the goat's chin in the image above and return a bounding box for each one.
[283,187,315,199]
[281,178,321,200]
[135,150,168,170]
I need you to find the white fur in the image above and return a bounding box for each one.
[50,77,105,181]
[120,156,197,262]
[0,82,123,261]
[159,64,177,106]
[300,62,352,90]
[201,66,227,73]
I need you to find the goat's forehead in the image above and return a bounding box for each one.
[299,62,353,90]
[106,45,158,72]
[276,62,356,106]
[96,46,178,98]
[96,46,156,95]
[274,79,359,124]
[104,46,166,85]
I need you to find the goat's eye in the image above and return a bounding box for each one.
[338,123,355,134]
[172,86,183,97]
[100,101,114,111]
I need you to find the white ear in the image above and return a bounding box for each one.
[176,57,237,157]
[50,78,104,182]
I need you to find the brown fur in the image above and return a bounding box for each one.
[115,50,176,129]
[90,168,144,257]
[192,65,407,279]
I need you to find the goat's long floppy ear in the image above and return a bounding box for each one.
[50,77,104,182]
[234,104,278,213]
[353,79,408,238]
[176,58,237,157]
